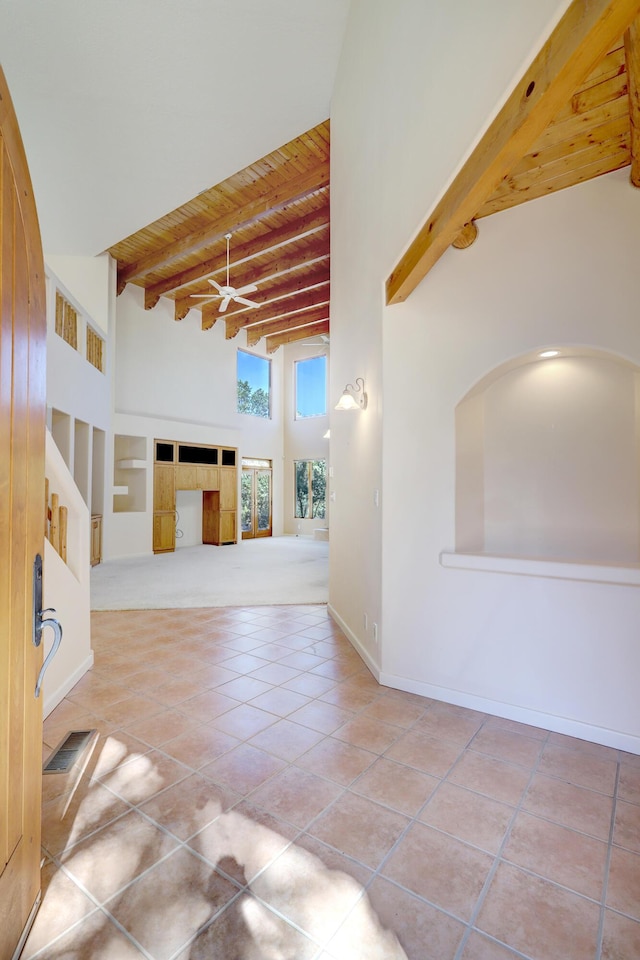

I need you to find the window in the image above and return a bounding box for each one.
[237,349,271,418]
[294,459,326,519]
[295,355,327,419]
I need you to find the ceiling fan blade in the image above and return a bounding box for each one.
[190,293,217,299]
[234,283,258,297]
[234,296,259,309]
[218,296,232,313]
[207,278,223,292]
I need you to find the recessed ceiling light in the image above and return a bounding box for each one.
[539,350,559,358]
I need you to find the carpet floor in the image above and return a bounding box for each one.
[90,537,329,610]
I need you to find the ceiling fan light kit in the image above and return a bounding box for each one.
[191,233,259,312]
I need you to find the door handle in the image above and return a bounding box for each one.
[33,553,64,698]
[35,616,63,698]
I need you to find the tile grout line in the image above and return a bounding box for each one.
[28,857,157,960]
[47,609,637,960]
[333,712,501,953]
[84,671,555,952]
[163,887,250,960]
[595,759,621,960]
[211,701,447,955]
[451,727,552,960]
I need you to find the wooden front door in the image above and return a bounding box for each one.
[0,67,47,960]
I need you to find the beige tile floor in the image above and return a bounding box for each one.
[26,604,640,960]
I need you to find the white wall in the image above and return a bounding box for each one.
[43,258,112,713]
[382,173,640,750]
[46,253,112,336]
[46,259,112,431]
[109,286,286,557]
[331,0,640,751]
[42,431,93,718]
[45,256,113,519]
[330,0,570,677]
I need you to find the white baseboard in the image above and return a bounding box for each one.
[378,670,640,755]
[43,652,94,719]
[324,608,640,755]
[327,604,380,680]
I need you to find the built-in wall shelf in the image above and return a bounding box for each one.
[116,459,146,470]
[440,551,640,587]
[113,434,147,513]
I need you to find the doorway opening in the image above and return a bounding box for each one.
[241,459,272,539]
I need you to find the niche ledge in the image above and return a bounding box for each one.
[440,552,640,587]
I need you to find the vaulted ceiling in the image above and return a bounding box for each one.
[0,1,348,258]
[108,0,640,353]
[108,121,330,353]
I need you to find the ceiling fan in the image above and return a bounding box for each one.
[191,233,259,313]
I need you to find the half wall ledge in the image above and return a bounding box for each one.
[440,552,640,587]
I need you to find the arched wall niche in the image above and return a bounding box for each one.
[455,347,640,565]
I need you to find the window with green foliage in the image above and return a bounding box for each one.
[294,459,326,519]
[295,355,327,419]
[237,349,271,418]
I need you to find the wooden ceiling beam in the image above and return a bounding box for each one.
[200,267,329,330]
[570,69,628,115]
[530,92,629,152]
[500,130,629,191]
[266,320,330,354]
[201,302,220,332]
[222,263,330,316]
[478,148,630,217]
[246,304,330,346]
[624,16,640,185]
[386,0,640,305]
[143,203,330,308]
[206,237,328,304]
[225,286,330,338]
[451,221,478,249]
[204,300,330,338]
[174,241,329,320]
[117,159,330,292]
[515,113,629,173]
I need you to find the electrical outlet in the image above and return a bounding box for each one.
[372,622,378,644]
[364,613,368,631]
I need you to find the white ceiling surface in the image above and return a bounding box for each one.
[0,0,349,256]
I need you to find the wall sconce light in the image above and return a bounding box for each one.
[335,377,367,411]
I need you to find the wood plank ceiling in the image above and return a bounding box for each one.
[108,121,330,353]
[387,0,640,305]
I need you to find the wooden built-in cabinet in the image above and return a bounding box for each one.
[152,439,237,553]
[153,463,176,553]
[153,512,176,553]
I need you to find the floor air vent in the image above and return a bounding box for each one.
[43,730,96,775]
